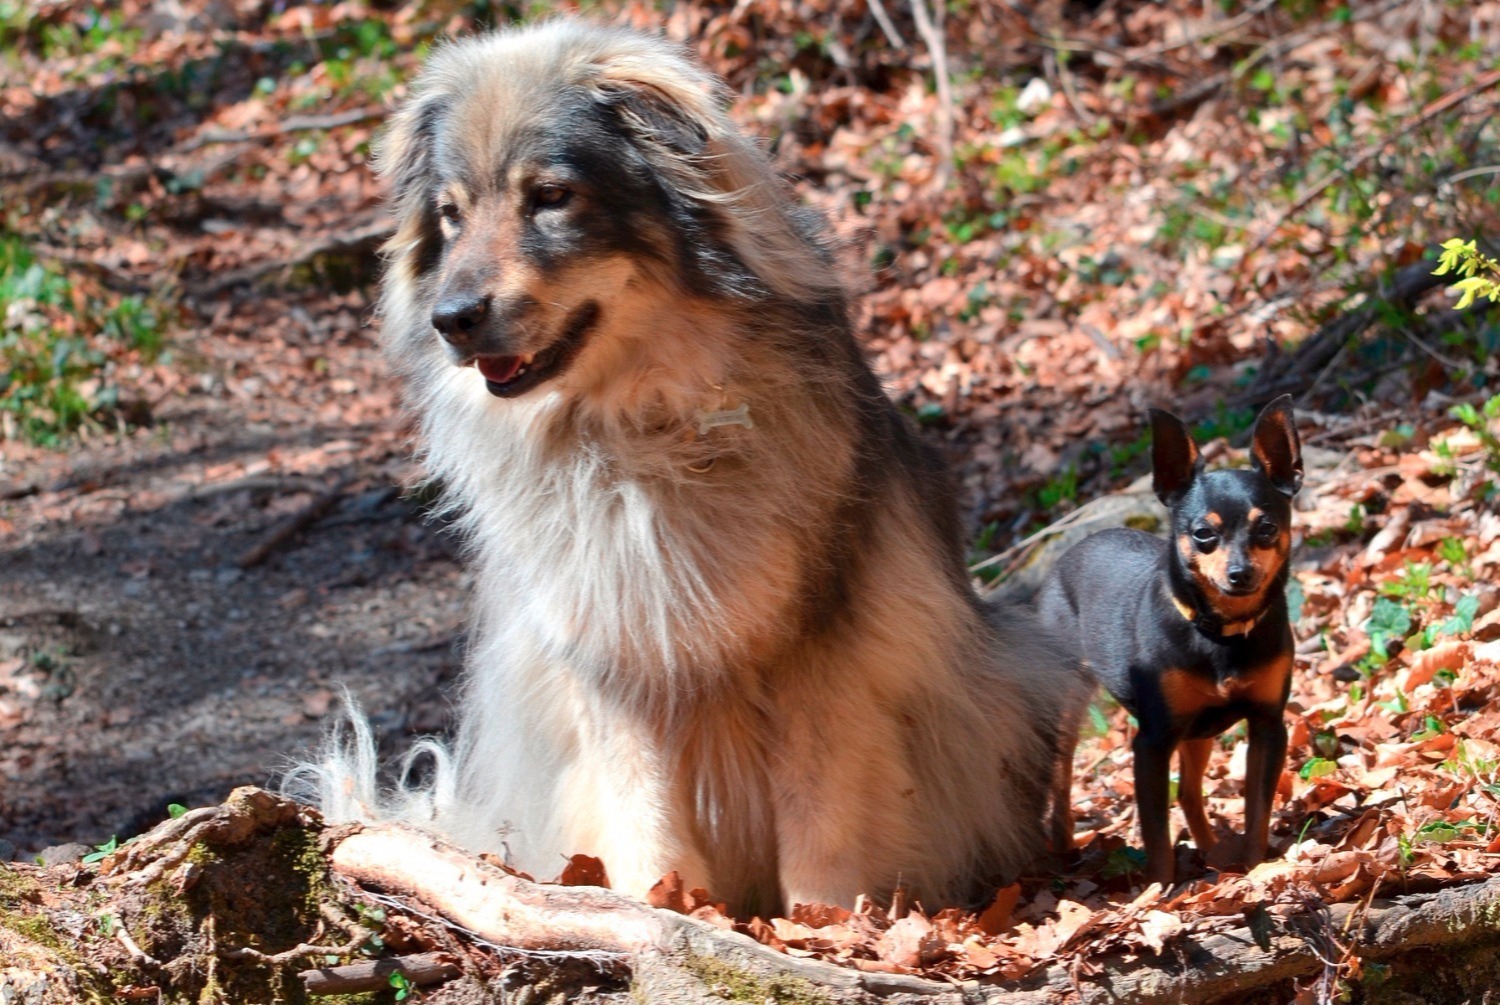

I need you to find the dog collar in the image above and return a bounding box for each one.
[1169,590,1263,638]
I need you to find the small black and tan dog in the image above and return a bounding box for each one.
[1039,395,1303,885]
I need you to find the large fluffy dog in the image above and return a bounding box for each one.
[312,20,1081,917]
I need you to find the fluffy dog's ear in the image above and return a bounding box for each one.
[594,79,710,156]
[1249,394,1303,497]
[581,32,842,304]
[1150,408,1201,508]
[374,94,448,272]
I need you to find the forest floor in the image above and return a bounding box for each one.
[3,0,1500,1000]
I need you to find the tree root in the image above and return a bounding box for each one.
[4,788,1495,1004]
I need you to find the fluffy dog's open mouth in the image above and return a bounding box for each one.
[471,302,601,398]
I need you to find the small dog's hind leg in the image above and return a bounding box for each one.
[1049,748,1076,854]
[1048,699,1086,854]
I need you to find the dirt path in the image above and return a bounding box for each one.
[0,287,464,854]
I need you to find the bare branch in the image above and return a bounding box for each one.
[908,0,953,188]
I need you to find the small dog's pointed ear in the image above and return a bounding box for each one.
[1250,394,1303,496]
[1150,408,1201,508]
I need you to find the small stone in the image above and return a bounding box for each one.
[35,843,91,866]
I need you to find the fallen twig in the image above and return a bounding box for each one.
[331,825,945,1000]
[236,480,350,569]
[28,243,157,293]
[1136,0,1278,58]
[193,217,392,296]
[1147,0,1407,120]
[865,0,906,50]
[226,904,372,966]
[299,953,462,996]
[187,474,331,501]
[115,921,162,968]
[1251,68,1500,253]
[1242,255,1450,404]
[16,146,245,199]
[178,107,387,154]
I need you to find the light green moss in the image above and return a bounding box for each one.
[682,954,833,1005]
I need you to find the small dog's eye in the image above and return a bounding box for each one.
[1252,520,1279,542]
[1191,527,1219,549]
[439,202,462,223]
[534,184,572,209]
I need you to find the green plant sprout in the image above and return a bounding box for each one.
[1433,238,1500,310]
[389,970,419,1001]
[81,836,118,865]
[1379,562,1437,604]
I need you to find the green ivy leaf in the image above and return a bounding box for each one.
[1286,579,1305,623]
[1437,594,1480,638]
[1366,596,1412,636]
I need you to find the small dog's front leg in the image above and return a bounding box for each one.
[1132,730,1177,886]
[1241,710,1288,869]
[1176,736,1217,855]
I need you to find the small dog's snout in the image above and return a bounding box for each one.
[432,295,491,343]
[1227,565,1254,589]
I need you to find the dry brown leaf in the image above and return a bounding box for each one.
[1137,910,1184,954]
[1401,641,1473,691]
[557,854,609,888]
[876,914,943,969]
[976,882,1022,936]
[646,871,686,913]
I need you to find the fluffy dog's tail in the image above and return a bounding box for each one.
[282,691,458,835]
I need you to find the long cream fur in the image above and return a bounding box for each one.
[294,20,1083,916]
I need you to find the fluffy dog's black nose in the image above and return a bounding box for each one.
[1227,565,1253,589]
[432,295,490,343]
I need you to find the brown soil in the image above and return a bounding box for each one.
[0,285,462,855]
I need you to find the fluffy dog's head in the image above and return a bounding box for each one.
[377,22,841,402]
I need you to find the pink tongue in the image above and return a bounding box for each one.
[476,355,524,384]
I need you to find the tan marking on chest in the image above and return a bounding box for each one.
[1160,652,1292,718]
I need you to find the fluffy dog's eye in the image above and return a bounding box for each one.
[534,184,571,209]
[439,202,462,223]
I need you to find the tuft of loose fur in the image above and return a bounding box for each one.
[291,19,1085,917]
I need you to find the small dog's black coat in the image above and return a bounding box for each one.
[1039,395,1303,885]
